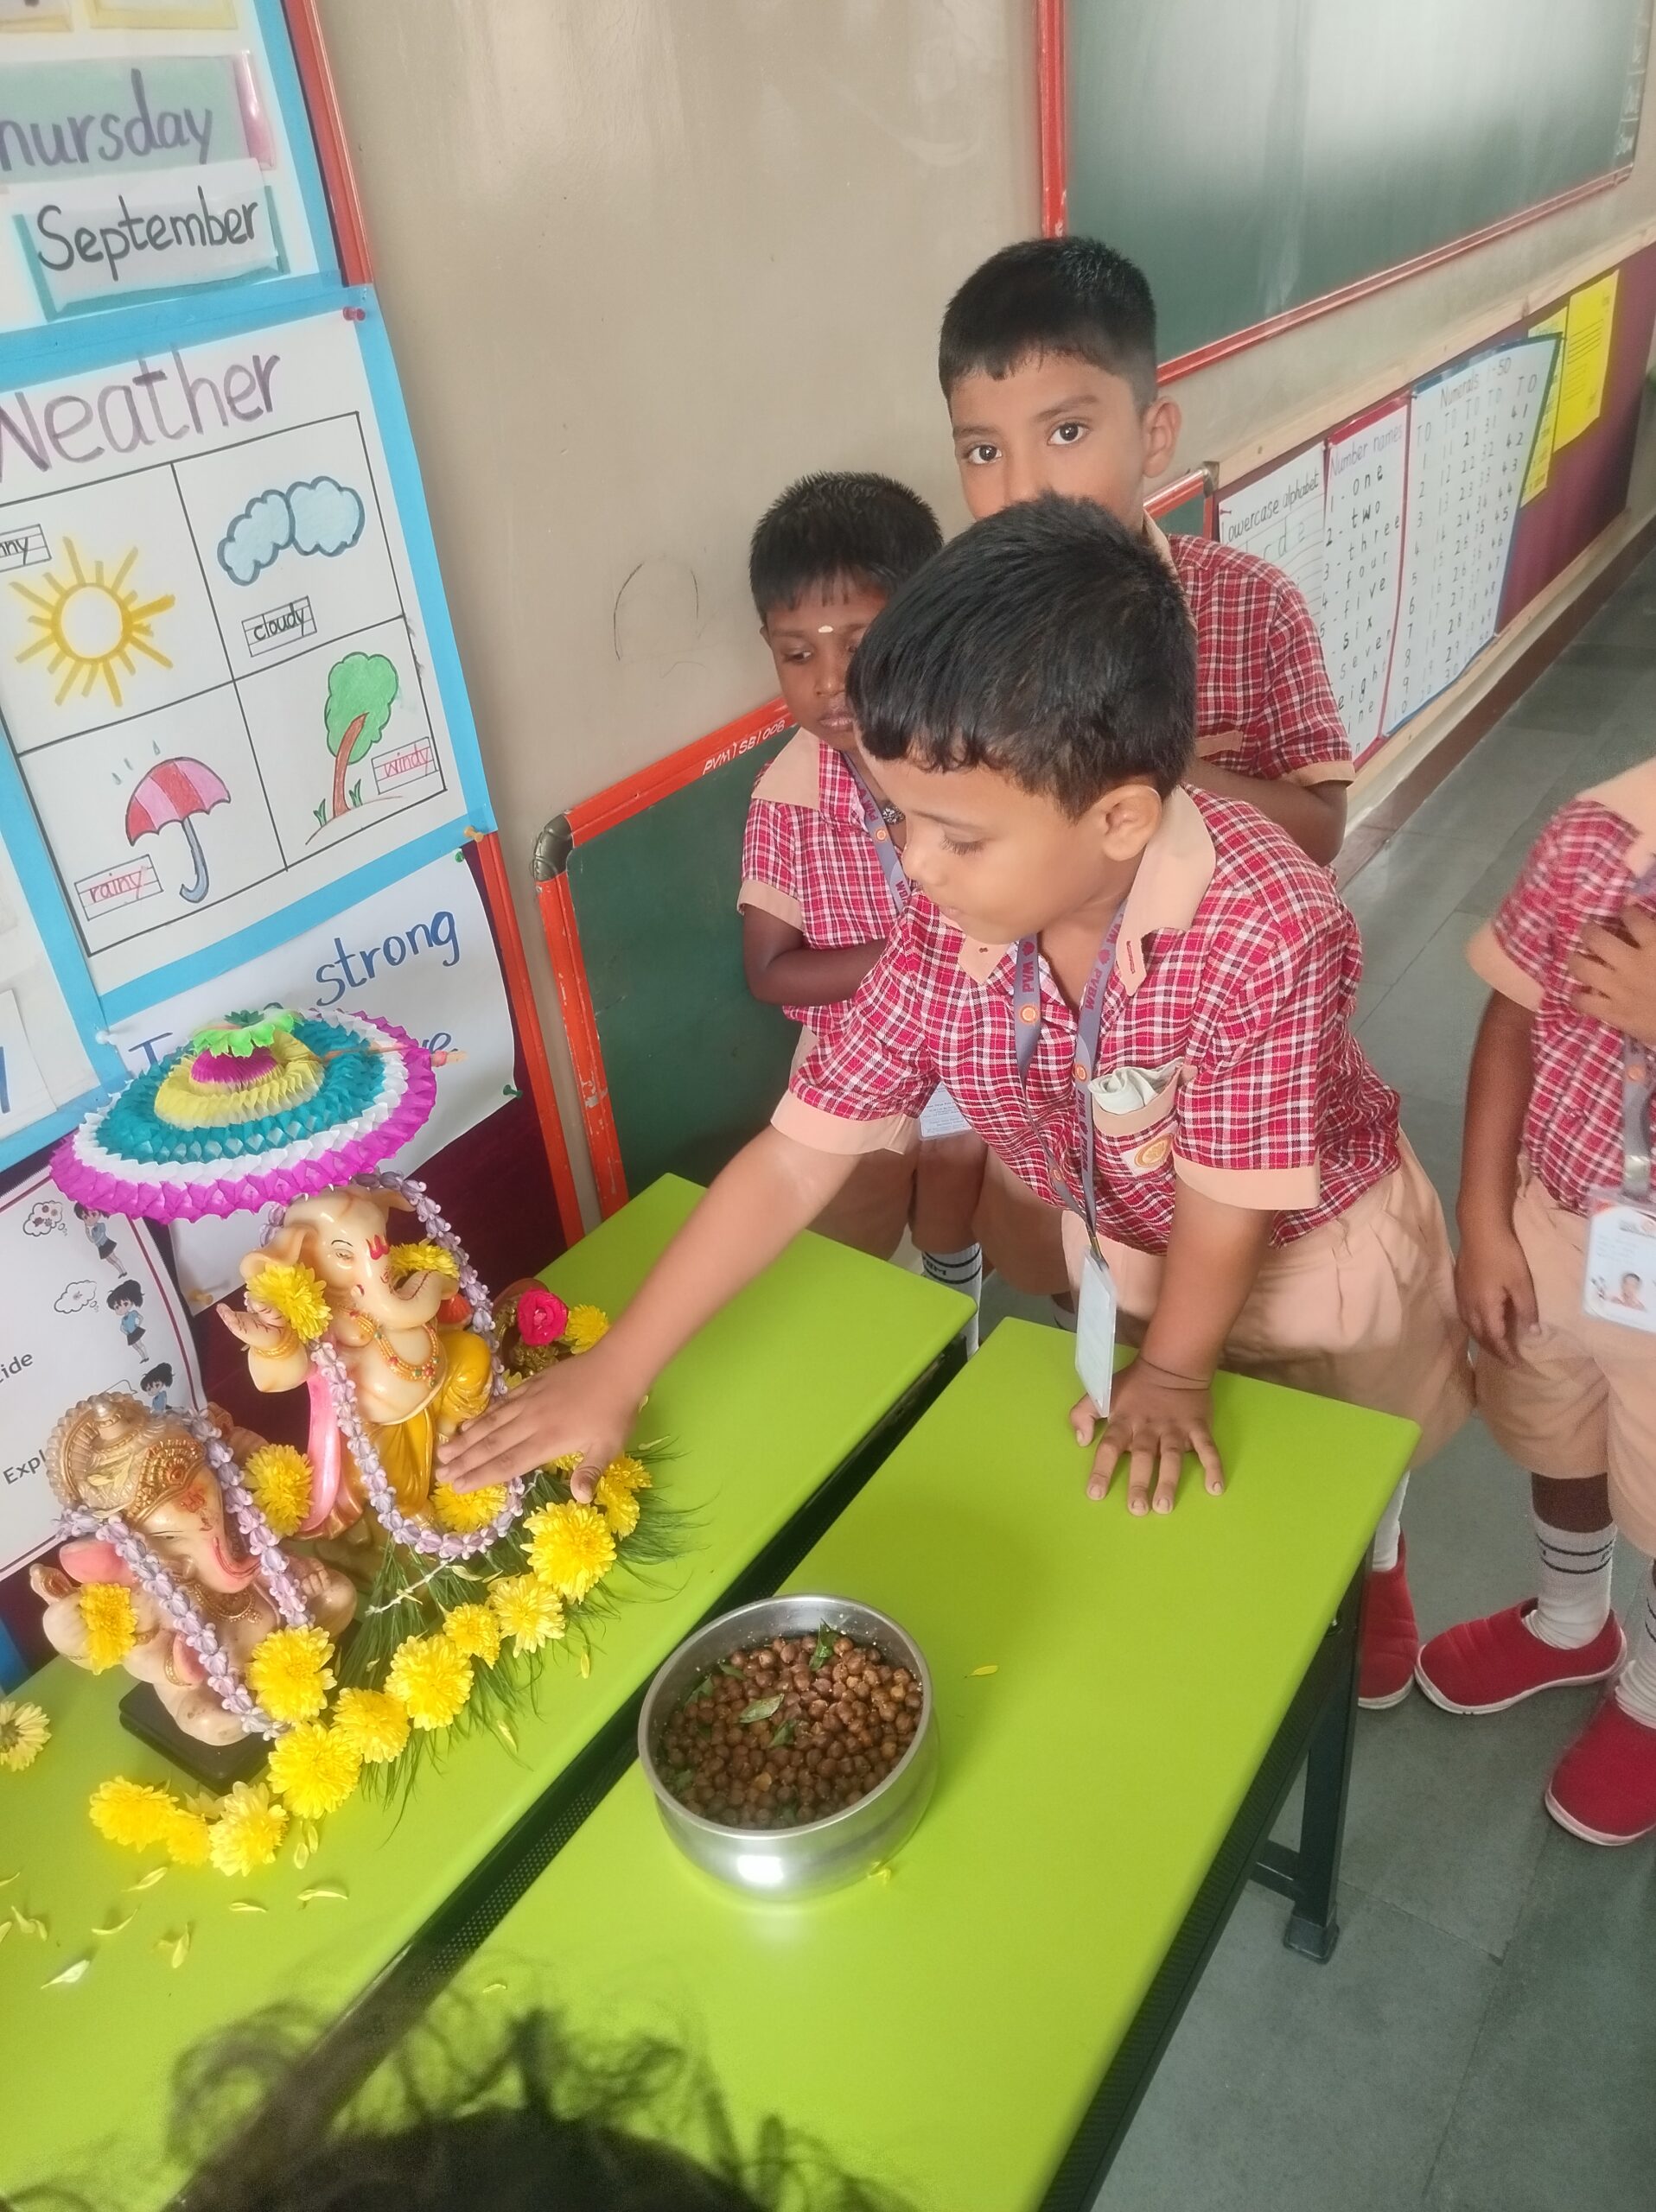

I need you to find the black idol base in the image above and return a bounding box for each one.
[118,1682,267,1791]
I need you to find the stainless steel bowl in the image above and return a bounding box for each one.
[638,1593,937,1899]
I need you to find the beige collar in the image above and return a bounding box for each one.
[1583,759,1656,871]
[955,785,1216,995]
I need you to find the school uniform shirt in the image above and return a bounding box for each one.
[738,730,902,1050]
[774,785,1399,1254]
[1149,519,1353,791]
[1468,759,1656,1217]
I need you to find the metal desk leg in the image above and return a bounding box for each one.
[1281,1564,1365,1962]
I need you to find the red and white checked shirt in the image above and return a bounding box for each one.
[1468,760,1656,1216]
[739,731,903,1047]
[774,787,1398,1253]
[1156,524,1353,789]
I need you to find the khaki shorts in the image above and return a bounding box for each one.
[1477,1177,1656,1553]
[1057,1139,1473,1466]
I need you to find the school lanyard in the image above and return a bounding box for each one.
[844,753,909,911]
[1010,912,1124,1262]
[1620,862,1656,1201]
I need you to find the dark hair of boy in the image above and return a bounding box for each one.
[937,236,1158,408]
[849,493,1194,815]
[748,471,943,620]
[141,1363,174,1392]
[108,1280,142,1309]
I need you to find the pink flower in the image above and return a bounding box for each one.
[515,1287,569,1348]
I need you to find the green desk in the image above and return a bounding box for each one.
[451,1321,1415,2210]
[0,1176,966,2208]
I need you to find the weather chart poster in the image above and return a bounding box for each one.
[0,308,477,1002]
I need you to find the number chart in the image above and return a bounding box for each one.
[1318,397,1409,762]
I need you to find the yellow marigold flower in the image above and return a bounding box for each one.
[79,1582,138,1674]
[593,1454,652,1539]
[243,1444,313,1539]
[89,1777,177,1851]
[443,1603,502,1666]
[162,1806,213,1866]
[207,1783,289,1877]
[247,1259,331,1343]
[246,1625,335,1726]
[388,1240,459,1281]
[332,1688,411,1764]
[430,1480,507,1535]
[525,1502,615,1603]
[0,1699,50,1772]
[487,1574,565,1655]
[385,1634,474,1731]
[267,1722,362,1821]
[562,1304,609,1355]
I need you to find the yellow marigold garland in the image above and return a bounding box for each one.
[207,1783,289,1877]
[593,1453,652,1539]
[89,1777,177,1851]
[0,1699,49,1772]
[162,1806,213,1867]
[385,1634,474,1731]
[430,1480,507,1535]
[443,1603,502,1666]
[78,1582,139,1673]
[246,1624,335,1725]
[525,1502,615,1602]
[332,1688,411,1764]
[487,1575,565,1655]
[242,1444,313,1538]
[266,1722,361,1820]
[389,1241,459,1281]
[246,1259,331,1342]
[562,1305,609,1355]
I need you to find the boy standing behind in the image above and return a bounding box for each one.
[739,474,984,1332]
[1419,760,1656,1846]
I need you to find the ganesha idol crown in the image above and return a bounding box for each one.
[51,1006,436,1224]
[46,1394,202,1522]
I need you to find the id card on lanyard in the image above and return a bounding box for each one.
[844,754,909,912]
[1012,918,1124,1412]
[1583,862,1656,1335]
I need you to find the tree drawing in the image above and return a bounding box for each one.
[324,652,399,821]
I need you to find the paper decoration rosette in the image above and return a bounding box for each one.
[52,1007,437,1223]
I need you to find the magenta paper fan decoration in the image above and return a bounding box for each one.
[51,1008,436,1224]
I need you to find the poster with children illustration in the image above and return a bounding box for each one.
[0,1161,200,1580]
[0,300,492,1014]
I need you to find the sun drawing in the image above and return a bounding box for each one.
[11,538,175,709]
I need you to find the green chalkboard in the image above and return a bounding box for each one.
[565,734,797,1193]
[1068,0,1653,366]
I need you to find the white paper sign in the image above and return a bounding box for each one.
[0,1164,201,1581]
[1383,338,1555,734]
[1219,446,1328,628]
[0,823,95,1146]
[0,311,468,995]
[1319,402,1409,763]
[10,158,279,315]
[108,848,516,1306]
[0,983,51,1134]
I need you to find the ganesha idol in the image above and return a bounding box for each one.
[31,1395,354,1747]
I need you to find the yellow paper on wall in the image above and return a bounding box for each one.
[1520,311,1568,504]
[1553,270,1620,452]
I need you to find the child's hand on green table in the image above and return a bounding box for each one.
[1071,1357,1226,1516]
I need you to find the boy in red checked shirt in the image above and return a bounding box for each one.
[439,499,1470,1704]
[739,474,987,1342]
[1417,760,1656,1847]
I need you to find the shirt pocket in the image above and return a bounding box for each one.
[1088,1062,1183,1176]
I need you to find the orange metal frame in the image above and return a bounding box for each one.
[535,698,793,1218]
[282,0,585,1249]
[1035,0,1636,384]
[1145,467,1216,533]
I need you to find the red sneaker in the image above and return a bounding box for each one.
[1359,1538,1418,1709]
[1546,1696,1656,1846]
[1416,1602,1625,1715]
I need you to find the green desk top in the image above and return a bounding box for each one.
[0,1176,965,2206]
[454,1322,1416,2212]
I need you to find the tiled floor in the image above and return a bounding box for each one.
[991,550,1656,2210]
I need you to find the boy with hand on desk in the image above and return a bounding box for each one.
[1418,761,1656,1846]
[738,474,988,1341]
[441,500,1468,1688]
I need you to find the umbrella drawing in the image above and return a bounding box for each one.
[124,757,230,906]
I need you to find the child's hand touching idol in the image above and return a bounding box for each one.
[439,1348,640,1502]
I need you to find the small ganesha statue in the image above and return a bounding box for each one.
[30,1394,354,1747]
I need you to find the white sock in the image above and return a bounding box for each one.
[1370,1473,1409,1573]
[1050,1295,1078,1334]
[1526,1510,1616,1649]
[923,1245,981,1356]
[1613,1573,1656,1730]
